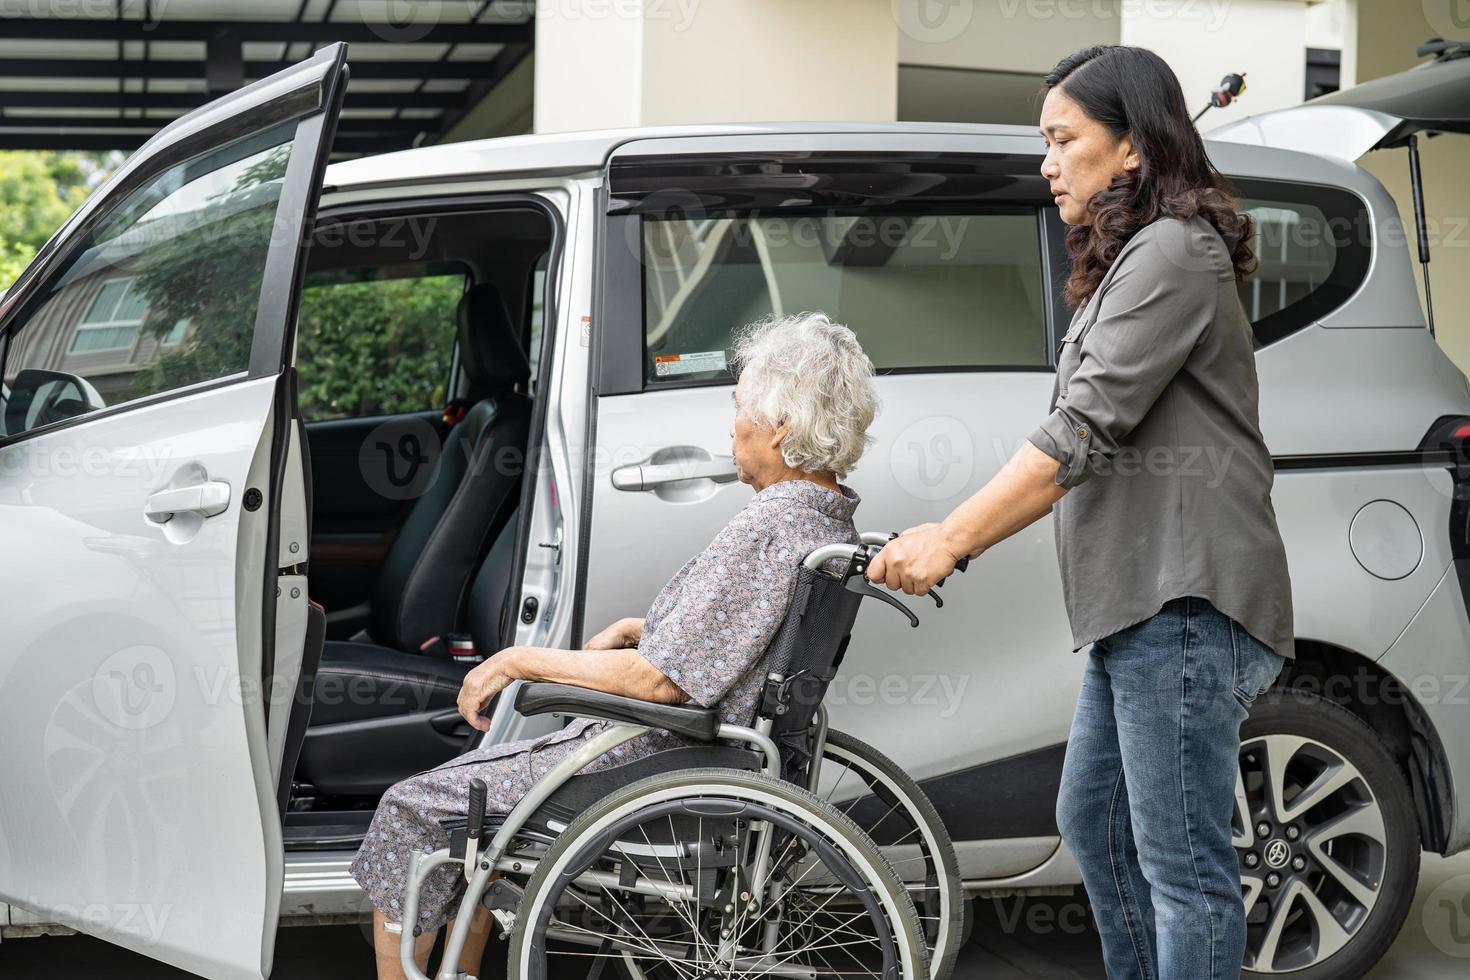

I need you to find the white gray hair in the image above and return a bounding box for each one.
[730,311,879,479]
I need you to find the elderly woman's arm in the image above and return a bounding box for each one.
[458,643,687,732]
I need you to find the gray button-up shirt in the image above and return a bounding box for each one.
[1027,214,1295,660]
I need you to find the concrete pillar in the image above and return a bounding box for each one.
[532,0,898,134]
[1353,0,1470,371]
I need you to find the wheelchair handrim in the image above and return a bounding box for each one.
[819,734,958,977]
[510,776,923,980]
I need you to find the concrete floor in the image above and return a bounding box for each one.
[3,851,1468,978]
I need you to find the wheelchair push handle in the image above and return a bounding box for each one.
[860,530,969,606]
[802,529,968,628]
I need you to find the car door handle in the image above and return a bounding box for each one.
[145,481,232,523]
[611,455,738,491]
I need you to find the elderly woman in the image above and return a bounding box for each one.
[350,310,880,980]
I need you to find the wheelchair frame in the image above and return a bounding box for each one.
[398,532,952,980]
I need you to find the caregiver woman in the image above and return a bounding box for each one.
[868,44,1293,980]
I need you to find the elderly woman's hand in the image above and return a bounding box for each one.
[583,617,644,651]
[458,647,526,732]
[866,523,967,595]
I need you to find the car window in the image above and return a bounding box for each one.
[1,121,299,439]
[640,211,1048,386]
[294,263,466,422]
[1233,180,1370,347]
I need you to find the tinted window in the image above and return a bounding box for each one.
[1232,180,1370,346]
[2,122,299,438]
[641,211,1047,385]
[295,263,465,422]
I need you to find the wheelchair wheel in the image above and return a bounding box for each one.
[812,730,966,980]
[506,766,928,980]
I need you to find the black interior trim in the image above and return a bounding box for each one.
[1272,449,1456,470]
[598,213,644,397]
[607,150,1051,213]
[1040,207,1074,362]
[1230,176,1373,349]
[248,56,349,379]
[899,741,1067,841]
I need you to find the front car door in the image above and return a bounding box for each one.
[580,131,1081,880]
[0,44,346,980]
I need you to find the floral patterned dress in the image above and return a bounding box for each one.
[348,478,861,934]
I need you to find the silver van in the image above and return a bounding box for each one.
[2,41,1469,980]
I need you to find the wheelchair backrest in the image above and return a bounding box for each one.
[754,560,866,772]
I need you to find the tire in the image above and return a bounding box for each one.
[815,729,967,980]
[1237,689,1420,978]
[507,766,930,980]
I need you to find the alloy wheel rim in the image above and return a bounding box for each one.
[1235,733,1387,973]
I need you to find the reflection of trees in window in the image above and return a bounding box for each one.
[127,143,292,400]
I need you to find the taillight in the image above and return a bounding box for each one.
[1420,416,1470,557]
[1418,416,1470,465]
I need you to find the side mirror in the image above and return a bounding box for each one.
[3,368,106,436]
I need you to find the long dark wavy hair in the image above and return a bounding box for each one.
[1043,45,1257,310]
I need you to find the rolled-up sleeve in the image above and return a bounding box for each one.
[634,515,800,708]
[1028,237,1221,490]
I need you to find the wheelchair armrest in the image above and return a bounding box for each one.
[512,681,720,741]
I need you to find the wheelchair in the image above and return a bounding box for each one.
[399,532,967,980]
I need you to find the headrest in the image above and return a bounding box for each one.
[456,282,531,394]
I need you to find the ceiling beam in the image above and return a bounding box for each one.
[0,17,531,45]
[0,91,469,110]
[0,133,416,153]
[0,59,501,80]
[0,117,439,134]
[427,43,532,144]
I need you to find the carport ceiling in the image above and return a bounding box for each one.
[0,0,533,158]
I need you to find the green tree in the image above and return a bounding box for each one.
[294,274,462,420]
[0,151,115,292]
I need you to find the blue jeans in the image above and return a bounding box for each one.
[1055,595,1287,980]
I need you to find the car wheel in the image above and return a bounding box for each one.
[1237,688,1420,978]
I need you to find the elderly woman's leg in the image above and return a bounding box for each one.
[371,902,495,979]
[350,749,532,976]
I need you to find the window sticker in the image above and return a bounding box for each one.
[653,350,728,377]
